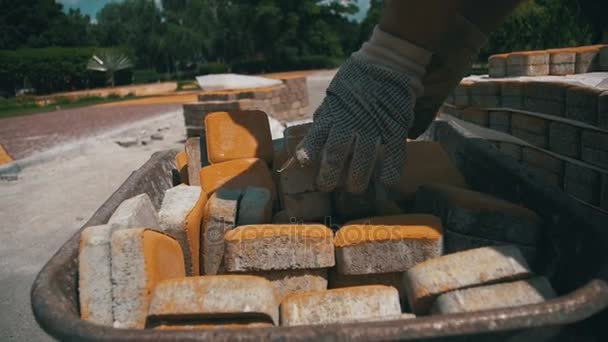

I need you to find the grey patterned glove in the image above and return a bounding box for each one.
[294,54,417,193]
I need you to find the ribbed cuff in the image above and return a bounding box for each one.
[354,26,432,96]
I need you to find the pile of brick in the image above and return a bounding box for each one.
[443,45,608,211]
[488,45,608,77]
[78,108,555,330]
[183,74,309,138]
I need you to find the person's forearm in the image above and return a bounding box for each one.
[379,0,526,53]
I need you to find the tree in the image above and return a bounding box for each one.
[87,50,133,87]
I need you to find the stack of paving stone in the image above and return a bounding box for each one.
[443,44,608,211]
[78,108,557,331]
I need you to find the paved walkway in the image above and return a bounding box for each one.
[0,103,182,160]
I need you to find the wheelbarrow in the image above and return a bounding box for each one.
[31,118,608,341]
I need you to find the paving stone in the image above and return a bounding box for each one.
[236,186,272,226]
[185,138,202,186]
[389,141,469,204]
[601,175,608,211]
[488,111,511,133]
[461,108,489,126]
[202,188,240,275]
[511,113,548,135]
[431,277,555,314]
[498,142,522,161]
[147,275,279,326]
[566,86,601,125]
[280,285,401,326]
[488,54,507,78]
[414,183,542,246]
[453,80,473,107]
[159,185,206,276]
[111,228,186,328]
[470,82,501,108]
[564,163,601,205]
[108,193,159,230]
[547,122,580,158]
[512,128,548,148]
[332,182,402,221]
[243,269,328,303]
[524,82,570,117]
[175,151,189,185]
[581,130,608,150]
[601,46,608,71]
[403,245,532,315]
[335,214,443,275]
[443,230,538,264]
[279,162,318,194]
[521,147,563,174]
[548,49,575,75]
[581,147,608,169]
[507,64,550,77]
[284,123,312,157]
[520,162,563,188]
[200,158,276,199]
[204,110,274,164]
[0,143,13,165]
[329,268,405,302]
[79,225,113,326]
[575,46,601,73]
[283,191,332,222]
[507,51,549,66]
[501,81,525,110]
[224,224,335,272]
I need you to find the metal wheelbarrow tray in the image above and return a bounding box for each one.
[31,119,608,341]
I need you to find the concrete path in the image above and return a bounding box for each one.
[0,69,335,341]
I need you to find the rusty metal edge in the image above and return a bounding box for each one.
[30,127,608,341]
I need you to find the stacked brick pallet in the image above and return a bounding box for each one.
[183,74,309,138]
[444,45,608,211]
[78,108,557,331]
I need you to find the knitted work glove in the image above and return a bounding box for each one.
[293,27,431,193]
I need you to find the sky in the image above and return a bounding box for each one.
[57,0,370,21]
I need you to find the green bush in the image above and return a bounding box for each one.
[197,62,228,75]
[132,69,162,84]
[0,47,135,95]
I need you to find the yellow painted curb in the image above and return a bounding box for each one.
[0,144,14,165]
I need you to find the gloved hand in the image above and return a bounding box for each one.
[293,27,431,193]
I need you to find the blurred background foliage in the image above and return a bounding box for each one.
[0,0,606,96]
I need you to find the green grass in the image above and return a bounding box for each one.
[0,93,137,119]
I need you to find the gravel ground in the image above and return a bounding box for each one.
[0,69,335,341]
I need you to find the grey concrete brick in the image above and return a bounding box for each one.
[489,111,511,133]
[575,49,600,73]
[499,142,523,161]
[414,184,542,246]
[159,185,203,275]
[335,214,443,275]
[501,81,525,110]
[566,86,601,125]
[237,186,272,226]
[564,163,601,205]
[403,245,532,315]
[548,122,580,158]
[596,91,608,129]
[280,285,401,326]
[521,147,563,174]
[461,108,489,126]
[600,47,608,71]
[79,225,113,326]
[470,82,501,108]
[147,275,279,325]
[511,114,548,135]
[512,129,548,148]
[245,269,328,303]
[108,193,159,230]
[443,230,538,264]
[111,229,186,328]
[185,138,201,186]
[283,192,332,222]
[488,54,507,78]
[507,64,549,77]
[224,224,335,272]
[202,188,240,275]
[521,162,563,188]
[581,147,608,169]
[431,277,555,314]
